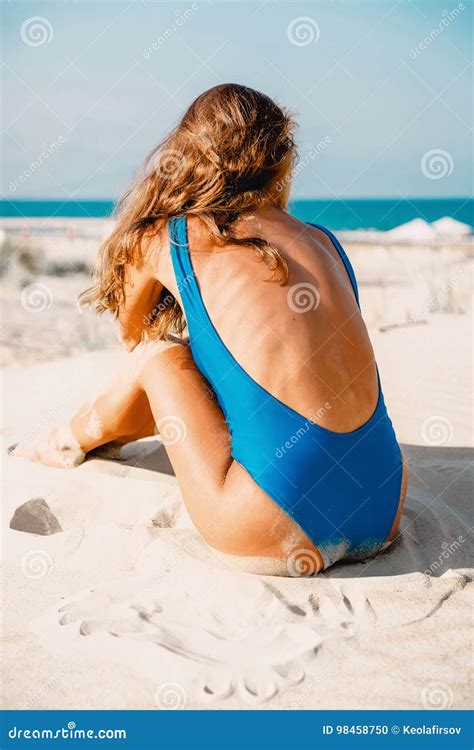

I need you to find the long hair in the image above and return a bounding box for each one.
[79,83,297,338]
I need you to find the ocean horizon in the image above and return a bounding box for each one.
[0,197,472,233]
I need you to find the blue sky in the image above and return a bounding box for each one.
[2,0,472,199]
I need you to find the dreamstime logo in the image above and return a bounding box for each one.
[9,136,65,192]
[421,149,454,180]
[421,416,453,446]
[25,654,88,708]
[421,682,454,710]
[143,272,195,327]
[287,548,320,577]
[424,536,465,576]
[275,404,331,458]
[20,16,54,47]
[276,137,332,194]
[154,682,187,709]
[287,667,332,708]
[14,402,66,450]
[156,416,187,445]
[20,283,53,313]
[287,282,320,313]
[154,148,185,180]
[409,269,464,323]
[409,4,465,59]
[21,549,54,579]
[143,4,199,59]
[287,16,320,47]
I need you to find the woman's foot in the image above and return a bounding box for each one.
[10,423,86,469]
[9,340,180,470]
[10,427,136,468]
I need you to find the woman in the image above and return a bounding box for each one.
[14,84,407,576]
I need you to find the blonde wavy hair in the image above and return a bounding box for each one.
[79,83,297,338]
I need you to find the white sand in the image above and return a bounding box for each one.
[1,229,473,709]
[1,310,472,710]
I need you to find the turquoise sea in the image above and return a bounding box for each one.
[0,198,472,232]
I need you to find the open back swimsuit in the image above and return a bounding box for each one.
[169,216,403,569]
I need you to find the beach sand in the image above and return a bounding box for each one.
[1,231,472,710]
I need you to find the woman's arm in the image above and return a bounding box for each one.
[117,251,163,351]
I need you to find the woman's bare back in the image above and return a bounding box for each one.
[156,207,378,433]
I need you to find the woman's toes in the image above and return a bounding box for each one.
[9,425,86,469]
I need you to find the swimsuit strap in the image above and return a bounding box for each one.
[168,215,223,344]
[307,222,360,308]
[168,216,194,291]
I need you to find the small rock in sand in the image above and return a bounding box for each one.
[10,498,63,535]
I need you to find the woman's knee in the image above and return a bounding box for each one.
[130,337,191,386]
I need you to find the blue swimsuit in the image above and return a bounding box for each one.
[169,216,403,569]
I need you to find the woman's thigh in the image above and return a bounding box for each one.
[138,340,322,567]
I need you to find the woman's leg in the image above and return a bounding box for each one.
[69,336,193,452]
[69,359,158,454]
[385,450,408,544]
[136,340,324,566]
[12,341,162,467]
[13,337,322,569]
